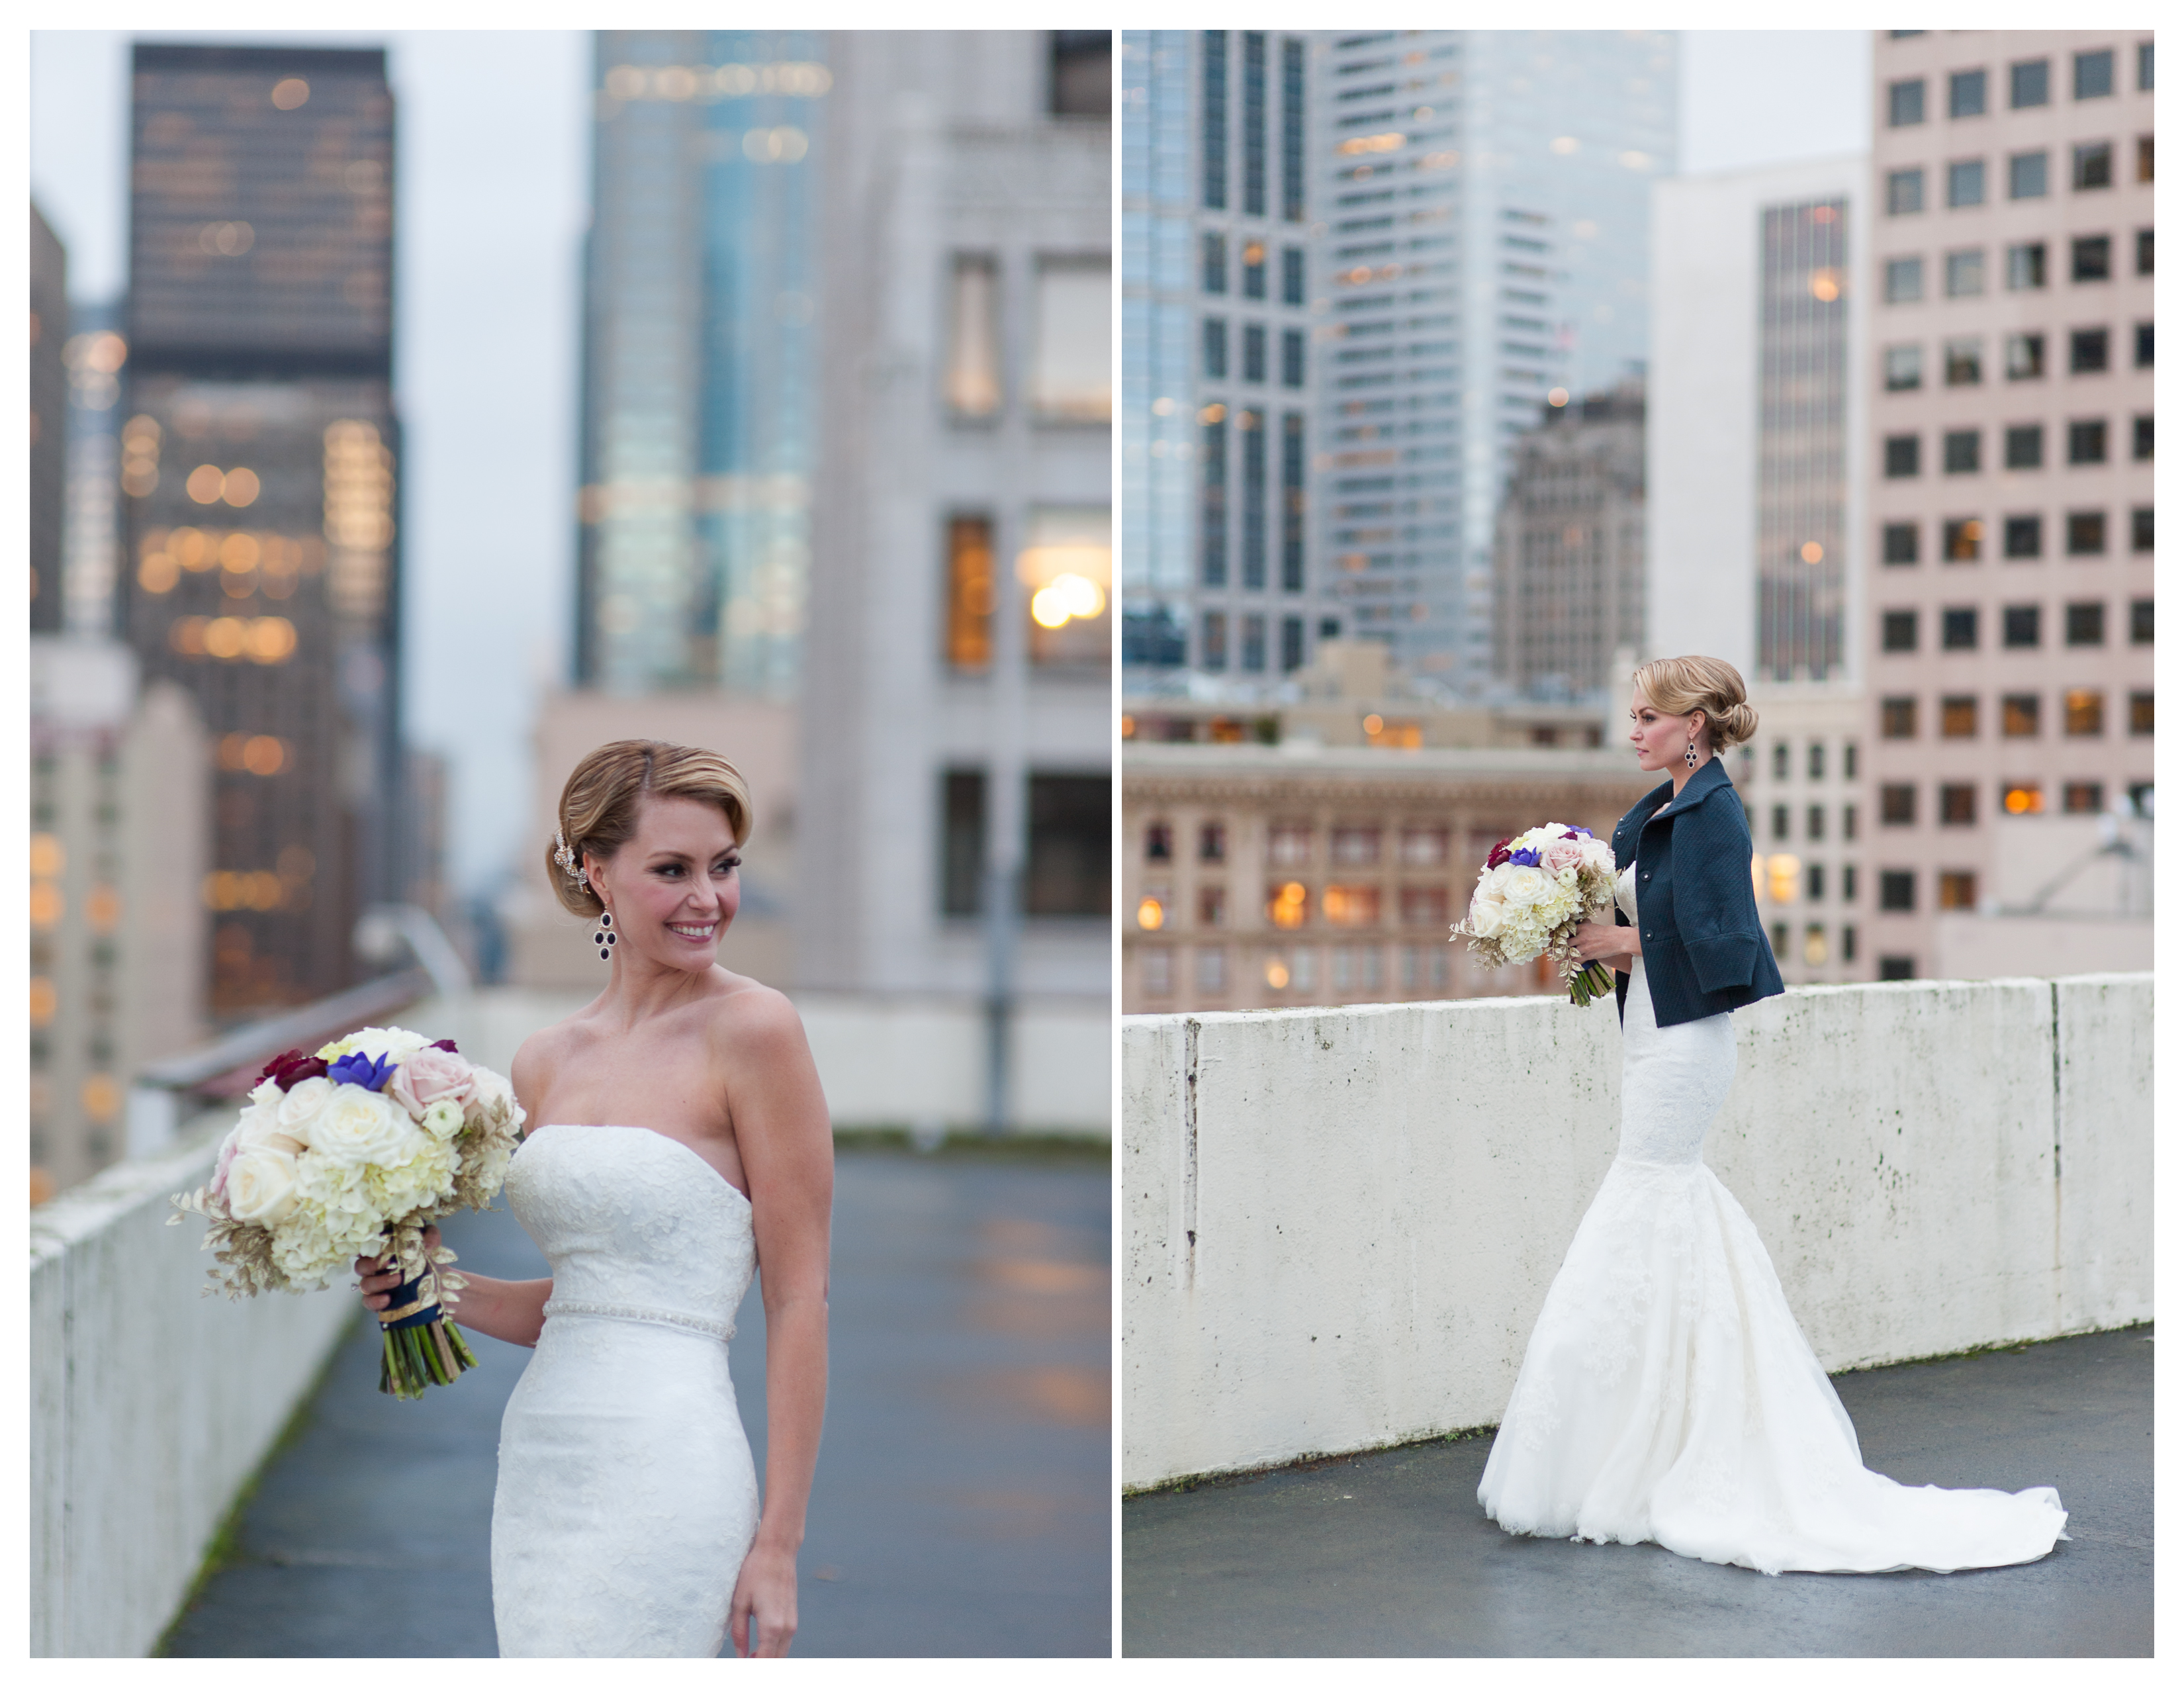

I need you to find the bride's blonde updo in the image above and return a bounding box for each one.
[547,739,752,917]
[1633,655,1759,753]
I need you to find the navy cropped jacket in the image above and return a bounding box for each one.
[1609,757,1784,1029]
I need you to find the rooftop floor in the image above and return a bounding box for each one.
[163,1147,1111,1658]
[1122,1324,2152,1658]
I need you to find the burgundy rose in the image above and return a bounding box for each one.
[430,1038,459,1055]
[1485,836,1514,869]
[257,1048,330,1092]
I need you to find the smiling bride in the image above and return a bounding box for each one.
[356,739,833,1656]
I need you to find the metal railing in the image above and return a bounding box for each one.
[125,905,471,1158]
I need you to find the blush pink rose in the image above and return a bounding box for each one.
[1540,839,1586,874]
[388,1046,477,1119]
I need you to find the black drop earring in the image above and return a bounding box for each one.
[594,910,615,960]
[1685,738,1700,770]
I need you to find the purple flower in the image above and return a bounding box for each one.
[1508,847,1543,867]
[328,1050,398,1092]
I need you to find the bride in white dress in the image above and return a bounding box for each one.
[1477,657,2068,1576]
[359,739,832,1655]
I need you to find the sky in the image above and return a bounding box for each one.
[28,28,1872,899]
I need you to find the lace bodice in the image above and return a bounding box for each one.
[506,1125,754,1334]
[1614,862,1639,925]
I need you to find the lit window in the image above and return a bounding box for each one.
[2001,694,2040,737]
[1021,504,1111,666]
[943,514,993,670]
[2063,688,2105,736]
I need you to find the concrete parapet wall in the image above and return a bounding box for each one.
[455,986,1112,1137]
[31,1117,359,1656]
[1120,974,2152,1490]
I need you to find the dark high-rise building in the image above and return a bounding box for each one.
[119,43,402,1017]
[31,202,69,632]
[1492,377,1646,703]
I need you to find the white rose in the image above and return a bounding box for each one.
[1468,888,1507,939]
[1499,865,1551,908]
[310,1085,427,1170]
[226,1145,301,1226]
[233,1096,306,1159]
[468,1066,516,1123]
[275,1076,334,1143]
[420,1098,465,1141]
[249,1076,282,1107]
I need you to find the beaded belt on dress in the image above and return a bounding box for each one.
[543,1299,736,1342]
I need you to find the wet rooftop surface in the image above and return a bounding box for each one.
[1123,1323,2152,1658]
[163,1148,1111,1658]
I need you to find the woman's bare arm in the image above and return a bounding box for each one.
[353,1029,560,1345]
[717,987,833,1658]
[357,1229,553,1347]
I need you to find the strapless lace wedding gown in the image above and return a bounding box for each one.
[492,1124,760,1655]
[1477,867,2068,1575]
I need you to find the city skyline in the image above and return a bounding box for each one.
[32,28,1871,896]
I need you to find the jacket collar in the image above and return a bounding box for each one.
[1641,754,1731,829]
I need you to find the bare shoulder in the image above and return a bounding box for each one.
[702,974,811,1061]
[509,1008,590,1101]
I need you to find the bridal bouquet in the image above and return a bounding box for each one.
[169,1025,525,1400]
[1449,823,1621,1006]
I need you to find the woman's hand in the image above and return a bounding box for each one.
[353,1224,439,1312]
[1570,921,1638,969]
[727,1540,799,1658]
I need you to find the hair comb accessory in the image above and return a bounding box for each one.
[554,826,583,880]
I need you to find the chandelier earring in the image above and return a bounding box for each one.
[594,908,615,961]
[1685,736,1701,770]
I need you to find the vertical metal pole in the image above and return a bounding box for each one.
[983,240,1032,1137]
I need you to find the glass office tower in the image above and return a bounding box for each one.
[576,30,825,698]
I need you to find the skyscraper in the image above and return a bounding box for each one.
[1123,29,1676,694]
[119,43,402,1016]
[575,31,826,699]
[801,31,1111,1127]
[1491,376,1646,703]
[1860,28,2153,978]
[1650,152,1872,988]
[1313,30,1675,692]
[1120,30,1319,693]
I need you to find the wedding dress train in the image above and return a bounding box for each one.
[1476,868,2068,1575]
[492,1124,760,1654]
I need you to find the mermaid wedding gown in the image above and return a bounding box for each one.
[1476,866,2068,1575]
[492,1124,760,1654]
